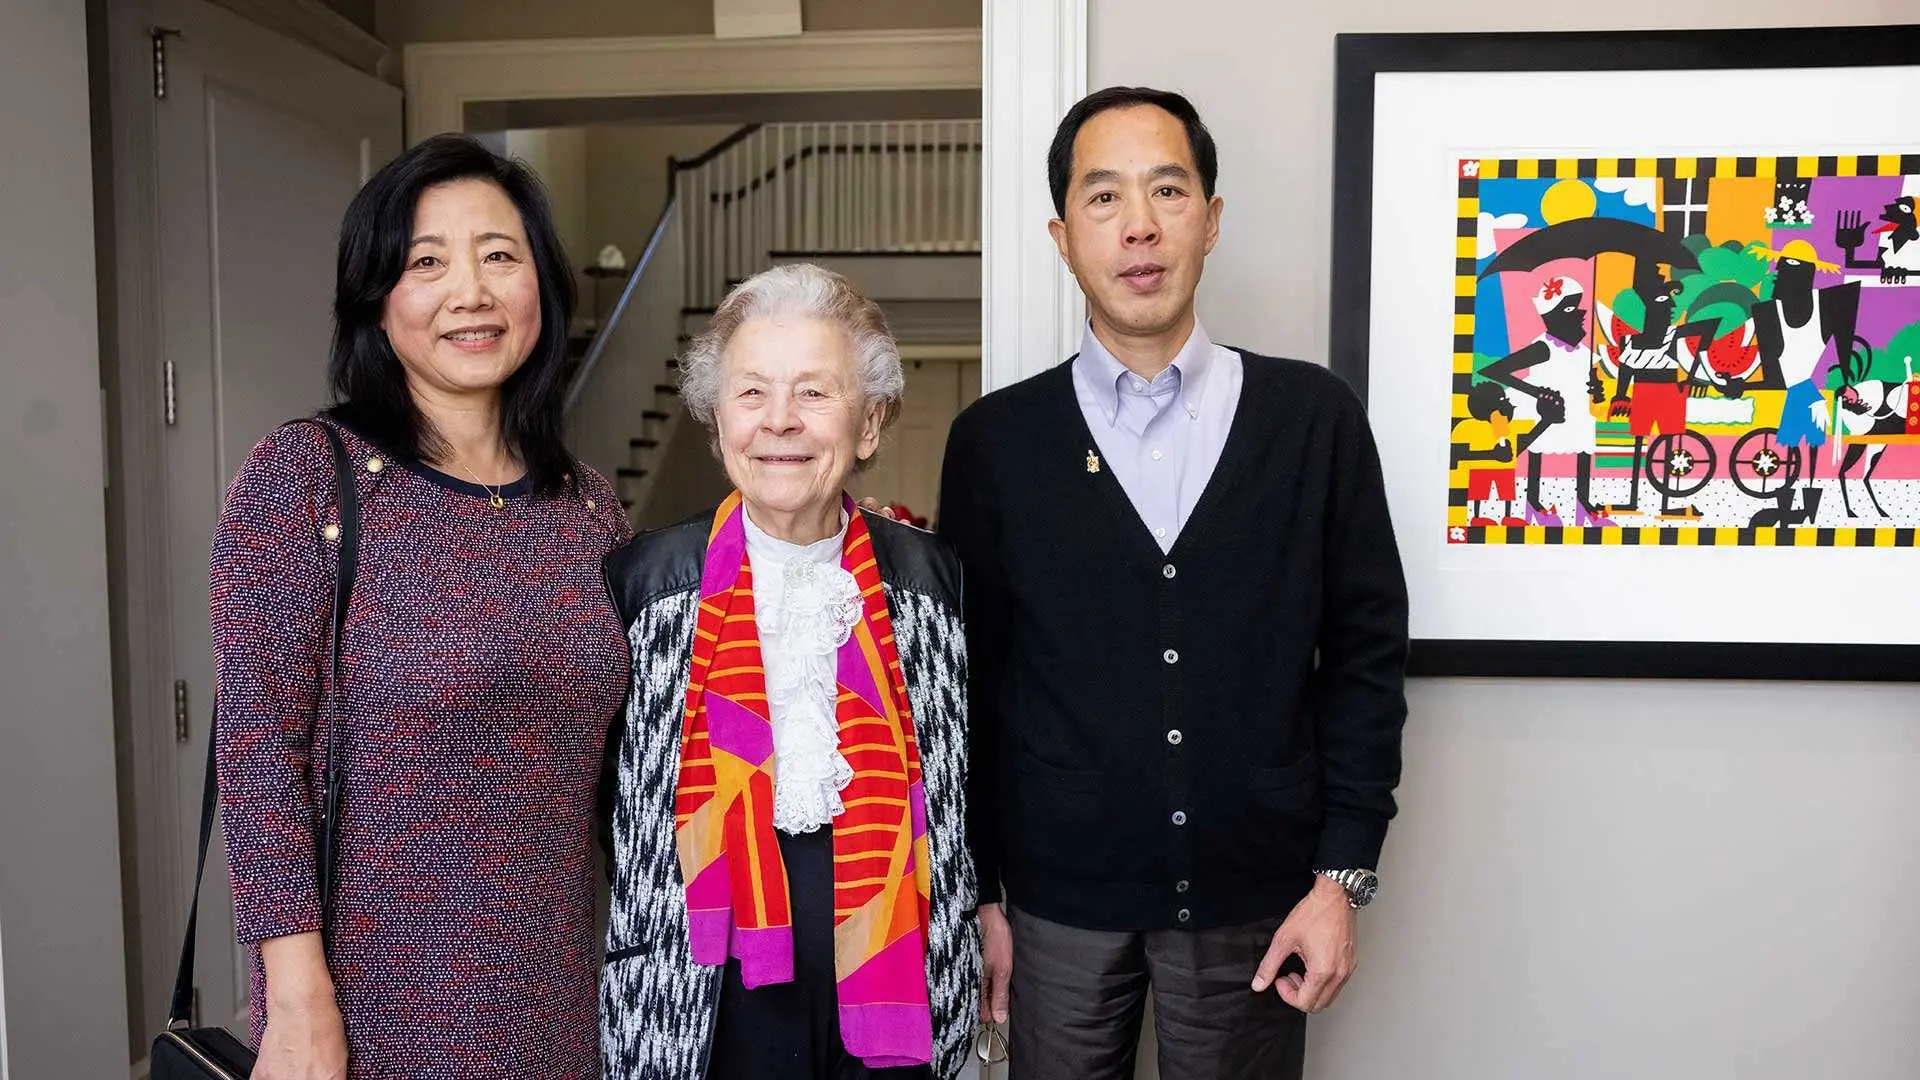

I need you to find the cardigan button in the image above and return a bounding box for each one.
[322,523,340,542]
[1166,729,1183,746]
[1176,908,1191,923]
[365,455,384,474]
[1171,810,1187,826]
[1162,563,1177,579]
[1163,649,1179,664]
[1175,879,1190,893]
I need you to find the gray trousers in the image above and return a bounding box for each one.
[1006,906,1306,1080]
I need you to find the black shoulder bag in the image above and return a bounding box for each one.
[152,418,359,1079]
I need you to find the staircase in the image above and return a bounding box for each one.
[566,120,983,525]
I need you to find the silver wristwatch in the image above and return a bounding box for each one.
[1315,868,1378,909]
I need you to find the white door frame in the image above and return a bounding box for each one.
[404,28,983,143]
[405,12,1079,394]
[982,0,1087,392]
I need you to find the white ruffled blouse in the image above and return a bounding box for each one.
[741,509,864,835]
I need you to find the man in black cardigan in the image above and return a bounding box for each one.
[937,87,1410,1079]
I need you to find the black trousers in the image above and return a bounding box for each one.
[706,827,933,1080]
[1006,905,1305,1080]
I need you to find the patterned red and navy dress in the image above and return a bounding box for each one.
[211,419,632,1078]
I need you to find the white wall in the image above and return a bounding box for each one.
[504,128,590,328]
[1090,3,1920,1078]
[0,0,131,1075]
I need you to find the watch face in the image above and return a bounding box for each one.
[1347,871,1378,907]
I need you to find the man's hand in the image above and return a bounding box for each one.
[856,496,900,521]
[1250,876,1356,1014]
[977,902,1013,1024]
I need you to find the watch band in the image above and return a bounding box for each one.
[1315,867,1378,909]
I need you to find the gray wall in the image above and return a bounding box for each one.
[1091,3,1920,1078]
[584,123,739,277]
[0,0,131,1075]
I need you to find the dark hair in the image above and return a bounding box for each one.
[328,132,577,495]
[1467,380,1512,421]
[1047,86,1218,218]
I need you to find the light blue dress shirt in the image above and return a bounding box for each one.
[1071,320,1243,553]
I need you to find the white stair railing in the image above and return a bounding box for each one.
[678,119,982,309]
[564,196,686,508]
[563,119,983,523]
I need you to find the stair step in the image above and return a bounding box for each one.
[629,438,660,449]
[642,409,671,421]
[655,384,680,396]
[616,468,649,479]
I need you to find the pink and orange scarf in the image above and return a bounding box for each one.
[674,491,932,1067]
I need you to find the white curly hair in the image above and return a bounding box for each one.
[677,264,904,464]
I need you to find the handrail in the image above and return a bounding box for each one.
[564,195,678,414]
[707,138,984,207]
[672,123,762,173]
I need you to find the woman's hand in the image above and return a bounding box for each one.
[252,933,347,1080]
[977,902,1013,1024]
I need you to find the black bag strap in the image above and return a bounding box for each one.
[168,417,360,1028]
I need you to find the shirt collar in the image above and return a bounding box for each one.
[1074,319,1217,427]
[741,504,848,567]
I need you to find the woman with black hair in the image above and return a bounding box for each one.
[211,133,630,1078]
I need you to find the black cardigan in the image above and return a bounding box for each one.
[936,349,1410,932]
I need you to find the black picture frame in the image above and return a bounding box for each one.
[1329,25,1920,681]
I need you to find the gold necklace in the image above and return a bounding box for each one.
[455,459,507,509]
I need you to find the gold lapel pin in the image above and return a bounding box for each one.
[1086,450,1101,474]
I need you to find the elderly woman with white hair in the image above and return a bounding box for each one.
[598,263,983,1080]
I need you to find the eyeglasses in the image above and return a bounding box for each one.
[973,1022,1009,1066]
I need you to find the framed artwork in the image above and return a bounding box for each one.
[1331,26,1920,680]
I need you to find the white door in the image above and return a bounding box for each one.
[151,0,399,1034]
[854,355,980,528]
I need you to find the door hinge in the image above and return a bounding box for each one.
[163,356,177,426]
[174,679,190,743]
[151,27,181,101]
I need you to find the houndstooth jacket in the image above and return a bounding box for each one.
[597,507,983,1080]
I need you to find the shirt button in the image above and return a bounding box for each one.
[1163,649,1179,664]
[1163,563,1177,579]
[1177,908,1192,924]
[1171,810,1187,826]
[1151,450,1164,461]
[364,455,384,474]
[1175,879,1190,893]
[1155,527,1167,539]
[1166,729,1183,746]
